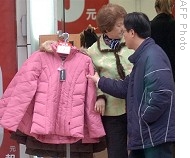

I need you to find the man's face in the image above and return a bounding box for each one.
[123,28,134,50]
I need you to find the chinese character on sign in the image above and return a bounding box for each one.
[5,154,15,158]
[0,129,20,158]
[86,8,96,20]
[5,146,16,158]
[10,146,16,152]
[60,0,109,33]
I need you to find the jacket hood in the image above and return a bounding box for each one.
[39,40,89,57]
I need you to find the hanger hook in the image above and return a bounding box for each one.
[62,32,69,42]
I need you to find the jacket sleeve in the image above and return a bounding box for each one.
[0,52,42,131]
[98,76,129,99]
[141,52,174,123]
[84,58,106,139]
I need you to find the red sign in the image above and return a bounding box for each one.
[58,0,109,34]
[0,128,20,158]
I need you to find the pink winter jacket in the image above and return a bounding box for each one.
[0,47,105,144]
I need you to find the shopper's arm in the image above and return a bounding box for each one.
[87,72,129,99]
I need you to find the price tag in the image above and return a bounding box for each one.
[59,69,66,81]
[57,44,71,54]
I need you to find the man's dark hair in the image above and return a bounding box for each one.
[124,12,151,38]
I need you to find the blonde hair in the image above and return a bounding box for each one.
[155,0,173,14]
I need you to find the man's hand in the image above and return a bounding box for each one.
[95,98,105,116]
[86,72,100,84]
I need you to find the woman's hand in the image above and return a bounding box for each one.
[86,72,100,84]
[95,98,105,116]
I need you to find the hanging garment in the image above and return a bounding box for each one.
[80,25,98,48]
[11,130,106,157]
[0,43,105,144]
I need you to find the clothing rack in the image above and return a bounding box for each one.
[59,33,70,158]
[66,144,70,158]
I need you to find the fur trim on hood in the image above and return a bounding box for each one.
[39,40,90,57]
[39,40,58,53]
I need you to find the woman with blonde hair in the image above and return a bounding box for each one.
[155,0,174,14]
[151,0,175,80]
